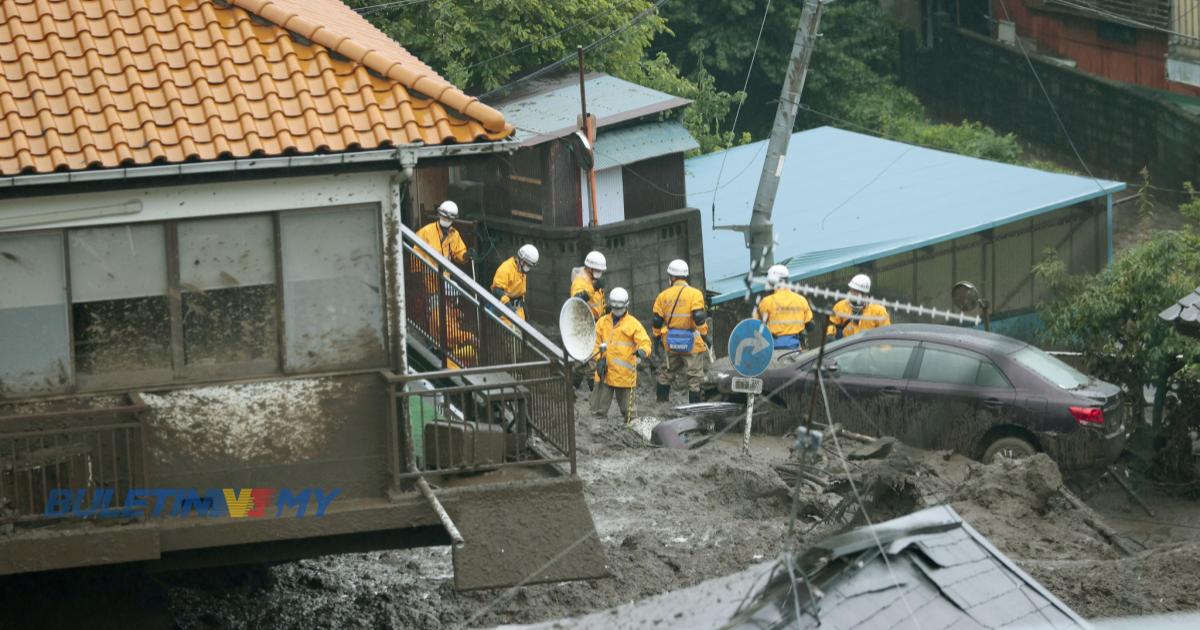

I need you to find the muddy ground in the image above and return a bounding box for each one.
[5,380,1200,629]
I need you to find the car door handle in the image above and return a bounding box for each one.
[983,398,1007,408]
[880,386,902,397]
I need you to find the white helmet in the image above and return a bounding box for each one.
[766,264,789,288]
[667,259,689,278]
[437,200,459,220]
[517,244,539,268]
[609,287,630,311]
[584,251,607,272]
[849,273,872,294]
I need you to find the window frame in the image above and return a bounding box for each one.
[913,342,1013,389]
[2,203,390,397]
[826,339,920,381]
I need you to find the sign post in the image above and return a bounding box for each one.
[727,319,774,456]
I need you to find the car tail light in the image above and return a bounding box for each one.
[1070,406,1105,427]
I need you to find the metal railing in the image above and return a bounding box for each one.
[396,225,576,484]
[0,395,147,525]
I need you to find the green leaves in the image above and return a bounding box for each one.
[1037,229,1200,422]
[349,0,667,92]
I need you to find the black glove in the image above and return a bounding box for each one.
[593,276,605,290]
[596,358,608,379]
[635,348,648,360]
[834,322,848,340]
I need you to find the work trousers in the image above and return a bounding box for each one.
[656,352,706,392]
[590,382,634,422]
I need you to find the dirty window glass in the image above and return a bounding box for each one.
[178,216,278,368]
[69,225,171,379]
[831,341,915,379]
[0,232,71,395]
[976,362,1011,389]
[280,206,385,371]
[917,347,982,386]
[1012,346,1089,390]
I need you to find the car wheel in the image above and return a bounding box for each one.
[981,436,1036,463]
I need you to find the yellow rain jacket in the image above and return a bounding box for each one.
[827,299,891,339]
[491,256,527,321]
[415,221,467,265]
[652,280,709,355]
[569,269,606,320]
[593,312,652,388]
[755,289,813,338]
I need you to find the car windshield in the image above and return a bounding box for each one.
[1011,346,1091,389]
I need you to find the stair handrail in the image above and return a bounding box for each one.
[400,223,566,364]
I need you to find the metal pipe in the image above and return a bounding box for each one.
[412,468,465,547]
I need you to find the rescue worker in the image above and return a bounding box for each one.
[652,259,710,404]
[491,244,538,321]
[570,251,608,320]
[569,250,607,390]
[754,264,813,352]
[415,200,467,265]
[827,273,891,340]
[591,287,651,424]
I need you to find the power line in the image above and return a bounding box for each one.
[353,0,435,17]
[709,0,774,220]
[479,0,670,101]
[996,0,1110,198]
[1049,0,1197,40]
[464,0,645,73]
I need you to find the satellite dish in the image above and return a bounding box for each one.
[559,297,597,362]
[952,281,982,312]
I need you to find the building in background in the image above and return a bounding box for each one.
[993,0,1200,96]
[687,126,1125,345]
[441,73,698,227]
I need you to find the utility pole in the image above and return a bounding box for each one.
[747,0,824,276]
[578,46,600,227]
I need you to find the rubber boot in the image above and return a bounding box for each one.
[688,390,702,404]
[656,384,670,402]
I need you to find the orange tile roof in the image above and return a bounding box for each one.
[0,0,512,175]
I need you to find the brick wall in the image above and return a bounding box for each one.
[903,24,1200,193]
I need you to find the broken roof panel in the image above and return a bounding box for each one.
[489,73,691,147]
[510,505,1090,630]
[0,0,511,175]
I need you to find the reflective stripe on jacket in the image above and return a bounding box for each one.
[826,299,891,339]
[652,279,708,355]
[593,312,652,388]
[415,222,467,265]
[491,257,527,321]
[569,269,606,320]
[754,289,813,337]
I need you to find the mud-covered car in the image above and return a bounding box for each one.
[709,324,1128,470]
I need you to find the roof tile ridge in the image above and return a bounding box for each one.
[222,0,509,135]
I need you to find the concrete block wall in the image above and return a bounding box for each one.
[902,25,1200,194]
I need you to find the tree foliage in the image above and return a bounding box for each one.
[350,0,666,92]
[1034,229,1200,430]
[617,53,750,154]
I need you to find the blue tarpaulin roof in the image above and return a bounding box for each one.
[685,127,1126,304]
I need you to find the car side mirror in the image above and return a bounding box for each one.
[820,360,839,373]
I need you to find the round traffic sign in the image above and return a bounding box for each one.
[727,319,774,377]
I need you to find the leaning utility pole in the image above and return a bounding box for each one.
[747,0,824,276]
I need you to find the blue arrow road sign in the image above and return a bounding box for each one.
[728,319,774,377]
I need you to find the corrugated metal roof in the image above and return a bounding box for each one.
[593,121,699,170]
[489,74,691,147]
[684,127,1126,304]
